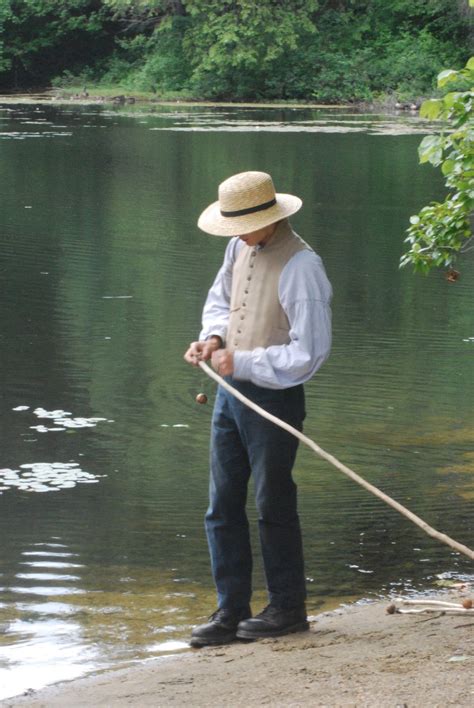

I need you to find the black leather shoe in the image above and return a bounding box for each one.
[190,607,251,647]
[236,604,309,639]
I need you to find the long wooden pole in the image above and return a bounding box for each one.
[199,361,474,561]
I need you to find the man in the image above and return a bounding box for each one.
[184,171,332,647]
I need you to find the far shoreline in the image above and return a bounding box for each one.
[0,88,414,114]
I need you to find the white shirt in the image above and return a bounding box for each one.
[199,236,332,389]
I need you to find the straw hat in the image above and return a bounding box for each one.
[198,171,302,236]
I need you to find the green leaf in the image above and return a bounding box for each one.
[418,135,443,164]
[437,69,458,88]
[441,159,456,176]
[420,99,443,120]
[443,92,462,109]
[467,57,474,71]
[419,135,441,151]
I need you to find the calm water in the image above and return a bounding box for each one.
[0,103,473,700]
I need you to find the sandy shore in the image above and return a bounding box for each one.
[3,594,473,708]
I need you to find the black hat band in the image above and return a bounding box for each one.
[220,197,276,218]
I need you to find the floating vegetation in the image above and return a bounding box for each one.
[348,564,374,574]
[0,463,106,495]
[12,405,112,433]
[148,112,433,136]
[0,131,72,140]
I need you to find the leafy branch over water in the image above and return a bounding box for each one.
[401,57,474,277]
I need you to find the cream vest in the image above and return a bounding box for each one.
[227,219,312,352]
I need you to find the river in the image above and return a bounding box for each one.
[0,102,473,700]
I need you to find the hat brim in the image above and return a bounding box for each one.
[197,193,302,237]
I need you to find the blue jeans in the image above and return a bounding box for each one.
[205,378,306,611]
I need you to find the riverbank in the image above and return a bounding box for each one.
[4,594,473,708]
[0,89,354,110]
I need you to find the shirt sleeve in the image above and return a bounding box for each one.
[199,238,241,343]
[232,250,332,389]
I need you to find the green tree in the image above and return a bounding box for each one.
[0,0,471,99]
[103,0,185,31]
[309,0,472,102]
[401,56,474,277]
[0,0,116,89]
[0,3,13,74]
[182,0,318,100]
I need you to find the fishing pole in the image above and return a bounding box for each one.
[198,360,474,562]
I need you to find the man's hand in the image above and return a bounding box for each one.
[184,336,222,367]
[211,349,234,377]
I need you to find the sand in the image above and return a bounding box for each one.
[3,595,473,708]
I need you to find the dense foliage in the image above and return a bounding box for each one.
[401,56,474,277]
[0,1,116,89]
[0,0,472,101]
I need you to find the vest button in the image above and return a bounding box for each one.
[237,329,242,334]
[244,289,249,294]
[251,250,257,257]
[242,302,246,307]
[240,314,245,320]
[247,275,251,281]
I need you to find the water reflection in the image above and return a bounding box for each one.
[15,574,81,581]
[0,101,472,700]
[0,617,98,700]
[0,540,94,699]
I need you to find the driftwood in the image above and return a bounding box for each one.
[397,598,470,609]
[386,598,474,615]
[199,361,474,562]
[393,608,473,615]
